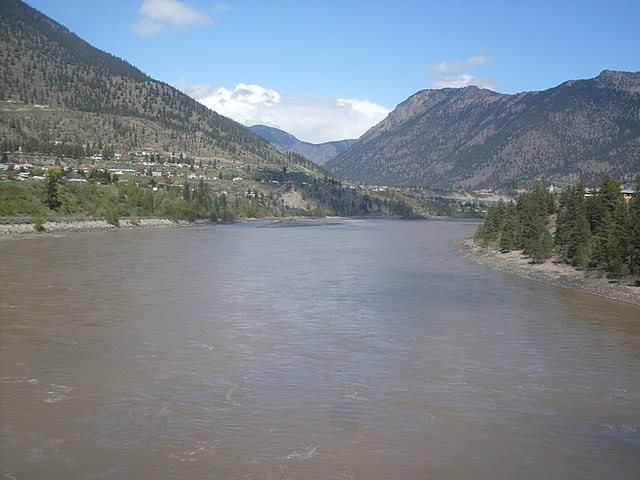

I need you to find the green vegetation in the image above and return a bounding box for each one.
[44,165,62,210]
[475,185,555,263]
[475,175,640,281]
[1,176,232,223]
[0,162,425,225]
[32,213,44,231]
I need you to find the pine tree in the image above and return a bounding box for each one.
[529,229,555,264]
[625,175,640,282]
[498,202,519,251]
[44,165,62,210]
[555,184,591,267]
[590,175,627,276]
[517,186,554,261]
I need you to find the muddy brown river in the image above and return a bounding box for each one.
[1,219,639,479]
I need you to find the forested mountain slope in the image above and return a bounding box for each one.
[0,0,286,165]
[1,0,422,221]
[327,71,640,190]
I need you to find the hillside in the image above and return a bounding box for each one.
[249,125,356,165]
[0,0,289,165]
[326,71,640,190]
[0,0,427,220]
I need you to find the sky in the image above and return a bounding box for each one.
[25,0,640,143]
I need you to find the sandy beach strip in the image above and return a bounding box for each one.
[456,238,640,306]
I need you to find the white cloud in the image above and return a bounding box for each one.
[428,55,495,90]
[429,55,491,74]
[133,0,214,37]
[179,81,390,143]
[432,74,496,90]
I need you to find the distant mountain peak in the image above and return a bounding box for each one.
[327,71,640,190]
[249,125,356,165]
[248,125,301,148]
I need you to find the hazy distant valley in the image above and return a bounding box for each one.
[249,125,356,166]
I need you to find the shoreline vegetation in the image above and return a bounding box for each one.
[456,238,640,306]
[468,175,640,307]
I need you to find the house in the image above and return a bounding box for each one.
[8,162,34,170]
[585,188,636,201]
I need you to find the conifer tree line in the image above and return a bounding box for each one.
[475,175,640,279]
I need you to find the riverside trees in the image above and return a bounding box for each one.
[475,175,640,280]
[475,185,554,263]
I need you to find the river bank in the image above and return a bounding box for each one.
[0,218,192,240]
[0,215,357,239]
[456,237,640,306]
[0,216,353,239]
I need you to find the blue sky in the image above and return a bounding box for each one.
[26,0,640,143]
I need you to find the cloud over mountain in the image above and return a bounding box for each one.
[133,0,214,37]
[179,82,390,143]
[428,55,496,90]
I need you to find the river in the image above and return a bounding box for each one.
[1,219,639,479]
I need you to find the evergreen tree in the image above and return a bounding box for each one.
[529,229,555,264]
[517,185,554,261]
[193,178,212,215]
[182,182,191,202]
[475,199,506,246]
[626,175,640,282]
[44,165,62,210]
[555,184,591,267]
[590,175,627,276]
[498,204,520,251]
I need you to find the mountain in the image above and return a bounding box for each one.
[0,0,291,166]
[249,125,356,165]
[326,71,640,190]
[1,0,420,220]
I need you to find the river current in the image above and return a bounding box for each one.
[1,219,639,479]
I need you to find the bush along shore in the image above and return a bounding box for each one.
[465,175,640,306]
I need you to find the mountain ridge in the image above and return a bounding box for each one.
[1,0,423,220]
[0,0,285,165]
[327,70,640,189]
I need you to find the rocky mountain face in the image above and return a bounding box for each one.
[249,125,356,165]
[0,0,289,166]
[326,71,640,189]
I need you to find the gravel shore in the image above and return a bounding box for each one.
[0,218,187,239]
[456,238,640,306]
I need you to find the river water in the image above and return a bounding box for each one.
[1,219,639,479]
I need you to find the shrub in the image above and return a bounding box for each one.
[33,215,45,232]
[106,207,120,227]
